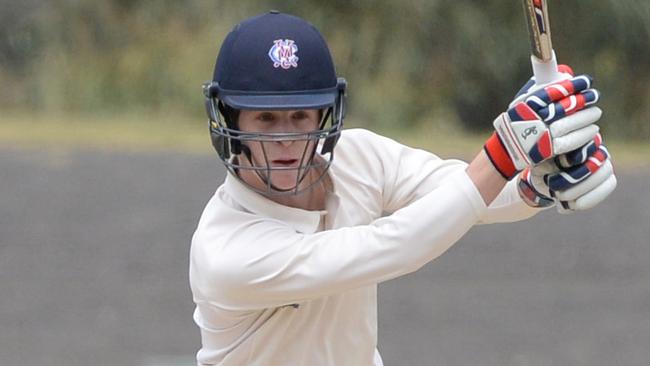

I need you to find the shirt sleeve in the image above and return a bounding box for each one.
[190,170,487,311]
[354,129,541,223]
[478,177,548,224]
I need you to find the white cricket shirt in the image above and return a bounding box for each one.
[189,129,540,365]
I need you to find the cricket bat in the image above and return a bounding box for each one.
[522,0,563,85]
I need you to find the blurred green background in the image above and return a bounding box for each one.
[1,0,649,160]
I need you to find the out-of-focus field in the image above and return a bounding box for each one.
[2,1,648,363]
[1,116,649,366]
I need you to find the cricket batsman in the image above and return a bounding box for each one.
[189,11,616,365]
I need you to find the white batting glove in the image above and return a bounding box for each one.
[484,65,601,180]
[518,134,617,213]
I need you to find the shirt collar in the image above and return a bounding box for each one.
[223,173,327,234]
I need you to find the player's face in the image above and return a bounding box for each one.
[237,109,321,191]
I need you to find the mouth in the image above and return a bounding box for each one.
[271,158,299,167]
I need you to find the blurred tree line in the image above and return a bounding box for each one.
[1,0,649,139]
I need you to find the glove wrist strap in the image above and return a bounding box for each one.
[484,132,518,180]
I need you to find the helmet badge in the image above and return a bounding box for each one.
[268,39,299,69]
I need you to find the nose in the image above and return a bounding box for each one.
[277,139,293,148]
[271,116,301,147]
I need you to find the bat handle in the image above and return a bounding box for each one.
[531,50,564,85]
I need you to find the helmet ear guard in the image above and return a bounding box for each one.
[320,77,347,155]
[204,82,242,158]
[216,101,242,155]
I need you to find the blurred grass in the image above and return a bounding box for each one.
[0,112,210,155]
[3,1,649,140]
[1,112,648,170]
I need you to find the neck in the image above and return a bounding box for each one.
[267,180,326,211]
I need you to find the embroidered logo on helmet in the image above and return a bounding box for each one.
[268,39,299,69]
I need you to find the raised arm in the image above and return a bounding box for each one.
[191,169,486,310]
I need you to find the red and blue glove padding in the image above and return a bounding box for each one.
[511,76,599,125]
[518,166,556,208]
[547,137,608,192]
[556,131,602,168]
[517,133,617,213]
[485,66,601,180]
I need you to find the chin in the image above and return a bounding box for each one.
[269,172,302,191]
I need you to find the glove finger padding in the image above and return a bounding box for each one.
[557,174,617,214]
[554,159,614,201]
[523,75,594,111]
[517,143,616,212]
[547,145,609,191]
[557,133,602,168]
[534,88,600,123]
[552,124,600,156]
[549,107,601,140]
[552,144,617,214]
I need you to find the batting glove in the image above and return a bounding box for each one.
[484,65,601,180]
[517,133,617,213]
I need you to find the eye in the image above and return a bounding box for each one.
[258,112,275,122]
[292,111,309,120]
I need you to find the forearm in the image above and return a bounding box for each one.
[478,178,545,224]
[465,149,508,206]
[193,171,487,310]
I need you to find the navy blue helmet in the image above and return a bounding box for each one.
[203,11,347,194]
